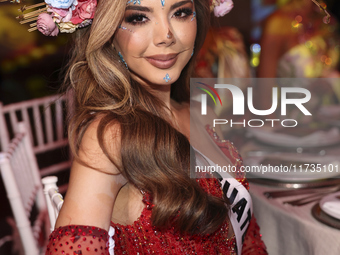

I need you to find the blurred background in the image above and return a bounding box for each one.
[0,0,339,254]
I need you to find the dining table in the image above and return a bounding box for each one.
[249,181,340,255]
[235,134,340,255]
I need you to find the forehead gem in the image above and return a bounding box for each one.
[127,0,141,4]
[163,73,171,83]
[161,0,165,7]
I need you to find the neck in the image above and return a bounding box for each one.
[148,82,173,109]
[131,73,173,109]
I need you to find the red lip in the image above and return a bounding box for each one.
[145,53,179,69]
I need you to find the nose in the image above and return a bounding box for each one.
[153,20,175,47]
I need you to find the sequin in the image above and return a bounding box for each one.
[45,127,267,255]
[111,177,236,254]
[110,128,267,254]
[46,225,110,255]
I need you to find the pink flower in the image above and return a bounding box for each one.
[71,0,97,25]
[48,7,73,23]
[214,0,233,17]
[36,13,59,36]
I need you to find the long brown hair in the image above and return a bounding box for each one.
[63,0,228,235]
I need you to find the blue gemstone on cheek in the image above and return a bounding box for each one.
[191,11,196,21]
[118,52,129,69]
[119,25,134,33]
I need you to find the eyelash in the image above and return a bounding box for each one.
[125,13,149,26]
[173,8,193,20]
[124,7,194,26]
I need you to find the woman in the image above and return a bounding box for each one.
[41,0,267,254]
[255,0,339,117]
[258,0,339,78]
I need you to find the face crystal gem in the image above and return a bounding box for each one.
[191,11,196,21]
[118,52,129,69]
[163,73,171,83]
[161,0,165,7]
[115,0,196,86]
[119,25,134,33]
[127,0,141,5]
[167,29,173,39]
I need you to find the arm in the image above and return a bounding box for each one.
[46,119,126,254]
[255,14,288,116]
[241,215,268,255]
[257,13,287,78]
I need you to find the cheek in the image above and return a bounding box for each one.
[115,29,150,57]
[174,21,197,46]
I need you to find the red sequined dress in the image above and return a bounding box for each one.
[111,127,267,255]
[46,127,267,255]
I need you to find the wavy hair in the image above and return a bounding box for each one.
[63,0,228,235]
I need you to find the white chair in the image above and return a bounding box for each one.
[41,176,63,232]
[0,93,74,192]
[0,122,49,254]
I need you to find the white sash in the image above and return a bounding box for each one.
[194,148,253,255]
[218,177,253,255]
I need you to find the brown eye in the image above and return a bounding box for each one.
[125,13,149,25]
[173,8,193,19]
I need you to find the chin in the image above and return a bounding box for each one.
[133,69,182,87]
[160,72,181,85]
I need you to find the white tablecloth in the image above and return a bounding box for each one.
[250,182,340,255]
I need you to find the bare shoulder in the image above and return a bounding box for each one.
[77,116,122,175]
[56,116,126,230]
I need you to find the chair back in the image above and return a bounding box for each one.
[0,94,73,179]
[0,122,49,254]
[41,176,64,232]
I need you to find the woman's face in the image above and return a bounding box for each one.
[114,0,197,86]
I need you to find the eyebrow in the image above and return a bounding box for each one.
[170,0,193,11]
[125,5,153,12]
[125,0,192,12]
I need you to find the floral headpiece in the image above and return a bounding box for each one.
[3,0,233,36]
[210,0,233,17]
[2,0,330,37]
[3,0,97,36]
